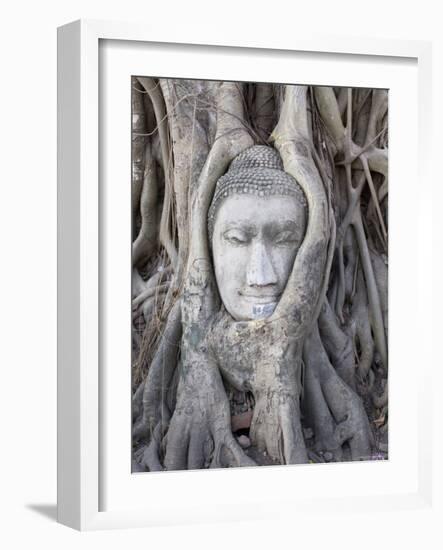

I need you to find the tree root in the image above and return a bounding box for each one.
[271,86,330,334]
[131,81,147,235]
[318,299,355,389]
[137,77,178,267]
[370,249,388,342]
[302,351,343,460]
[210,313,308,465]
[138,422,164,471]
[132,379,145,421]
[352,269,374,381]
[250,391,307,464]
[373,381,388,409]
[132,301,182,442]
[164,358,256,470]
[352,208,387,369]
[252,83,276,142]
[132,138,158,267]
[303,324,373,460]
[159,79,211,285]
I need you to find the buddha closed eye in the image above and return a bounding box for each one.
[223,220,302,247]
[208,145,307,322]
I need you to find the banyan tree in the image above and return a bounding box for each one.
[130,78,388,471]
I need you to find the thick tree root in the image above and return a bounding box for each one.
[210,312,308,465]
[137,422,164,471]
[132,138,158,268]
[132,301,182,442]
[250,391,307,464]
[302,353,343,461]
[137,77,178,267]
[164,359,256,470]
[303,324,373,461]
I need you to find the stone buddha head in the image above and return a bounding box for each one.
[208,145,307,321]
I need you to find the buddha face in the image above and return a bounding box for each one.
[212,194,306,321]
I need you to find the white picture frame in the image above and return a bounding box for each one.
[57,19,435,531]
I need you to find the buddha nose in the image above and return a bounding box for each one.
[246,241,278,287]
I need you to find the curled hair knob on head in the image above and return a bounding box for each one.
[207,145,307,240]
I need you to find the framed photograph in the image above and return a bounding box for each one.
[58,19,433,531]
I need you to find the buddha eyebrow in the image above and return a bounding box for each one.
[267,220,302,232]
[222,221,257,233]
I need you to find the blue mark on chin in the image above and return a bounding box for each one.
[252,303,276,319]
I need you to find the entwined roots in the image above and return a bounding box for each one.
[131,79,388,471]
